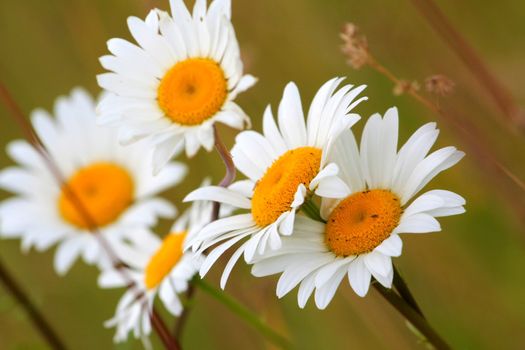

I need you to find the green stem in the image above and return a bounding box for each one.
[194,278,292,349]
[373,283,451,349]
[301,199,325,223]
[393,266,425,319]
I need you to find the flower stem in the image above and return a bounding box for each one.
[194,278,292,349]
[151,309,181,350]
[393,266,425,319]
[211,125,236,220]
[0,258,67,350]
[373,283,451,349]
[174,126,237,339]
[173,284,196,339]
[301,199,325,223]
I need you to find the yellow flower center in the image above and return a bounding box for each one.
[251,147,322,227]
[144,232,187,290]
[157,58,227,125]
[325,190,402,256]
[58,162,134,229]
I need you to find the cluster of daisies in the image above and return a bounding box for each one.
[0,0,465,346]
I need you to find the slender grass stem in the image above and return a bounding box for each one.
[373,283,451,349]
[194,278,292,350]
[409,0,525,131]
[0,258,67,350]
[358,51,525,229]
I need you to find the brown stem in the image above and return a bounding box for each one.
[373,283,451,350]
[174,126,236,338]
[0,82,178,349]
[0,258,67,350]
[211,125,237,221]
[409,0,525,131]
[151,309,181,350]
[173,283,196,339]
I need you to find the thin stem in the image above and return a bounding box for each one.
[409,0,525,131]
[0,82,178,349]
[194,278,292,350]
[0,258,67,350]
[174,126,236,338]
[211,125,236,221]
[151,309,181,350]
[362,54,525,229]
[373,283,451,350]
[393,266,425,319]
[173,284,196,339]
[301,199,325,223]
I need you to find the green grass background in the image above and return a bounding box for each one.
[0,0,524,349]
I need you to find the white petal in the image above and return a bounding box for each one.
[314,265,347,309]
[54,238,84,275]
[394,213,441,234]
[347,257,371,297]
[374,234,403,257]
[184,186,251,209]
[364,251,392,278]
[401,147,465,204]
[277,82,307,148]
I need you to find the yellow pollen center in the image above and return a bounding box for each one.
[157,58,227,125]
[325,190,402,256]
[58,162,134,229]
[144,232,187,290]
[251,147,322,227]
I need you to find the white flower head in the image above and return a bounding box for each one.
[184,78,367,289]
[252,107,466,309]
[0,88,186,275]
[99,197,214,343]
[97,0,257,173]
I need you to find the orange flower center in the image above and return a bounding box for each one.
[58,162,134,229]
[251,147,322,227]
[325,190,402,256]
[144,232,187,290]
[157,58,227,125]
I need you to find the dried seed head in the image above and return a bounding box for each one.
[393,80,420,96]
[425,74,455,96]
[340,23,369,69]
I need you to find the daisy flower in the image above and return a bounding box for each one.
[184,78,367,288]
[97,0,257,173]
[0,88,186,275]
[98,198,214,343]
[251,107,466,308]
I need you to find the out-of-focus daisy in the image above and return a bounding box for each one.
[185,78,366,288]
[0,88,186,275]
[99,198,214,343]
[252,108,465,308]
[97,0,256,172]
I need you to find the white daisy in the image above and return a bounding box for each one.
[184,78,367,288]
[97,0,257,173]
[251,107,466,309]
[0,88,186,275]
[98,199,213,343]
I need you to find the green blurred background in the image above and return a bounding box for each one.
[1,0,524,349]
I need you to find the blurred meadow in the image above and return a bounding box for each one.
[1,0,525,349]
